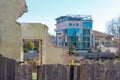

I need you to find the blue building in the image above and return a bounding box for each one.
[55,14,93,49]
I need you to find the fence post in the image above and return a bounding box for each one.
[43,64,58,80]
[57,64,70,80]
[37,66,42,80]
[85,64,95,80]
[15,62,19,80]
[0,55,2,80]
[18,63,32,80]
[3,57,7,80]
[6,58,15,80]
[80,64,86,80]
[65,65,70,80]
[73,65,80,80]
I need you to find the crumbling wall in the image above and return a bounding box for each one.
[21,23,64,64]
[0,0,27,60]
[45,29,64,64]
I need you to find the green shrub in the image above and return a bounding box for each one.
[69,44,77,55]
[88,47,93,53]
[34,47,39,53]
[24,47,29,53]
[115,51,120,58]
[27,41,35,50]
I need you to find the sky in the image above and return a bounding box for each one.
[18,0,120,35]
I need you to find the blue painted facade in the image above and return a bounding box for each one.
[55,15,93,49]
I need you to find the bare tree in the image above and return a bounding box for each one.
[106,16,120,57]
[106,17,120,40]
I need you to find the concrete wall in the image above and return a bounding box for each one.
[0,0,27,60]
[21,23,64,64]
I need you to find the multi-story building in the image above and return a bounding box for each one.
[92,30,113,47]
[55,14,93,49]
[50,35,56,45]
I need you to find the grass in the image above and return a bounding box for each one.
[32,72,37,80]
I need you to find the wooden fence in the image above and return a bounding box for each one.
[1,54,120,80]
[37,62,120,80]
[0,55,16,80]
[0,55,32,80]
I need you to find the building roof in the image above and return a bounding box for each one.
[92,30,112,37]
[55,14,92,23]
[56,14,92,20]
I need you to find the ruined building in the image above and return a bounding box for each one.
[0,0,27,60]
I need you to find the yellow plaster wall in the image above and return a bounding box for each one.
[0,0,26,60]
[46,32,63,64]
[21,23,64,64]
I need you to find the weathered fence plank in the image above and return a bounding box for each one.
[106,62,114,80]
[6,58,15,80]
[115,62,120,80]
[15,62,19,80]
[86,64,94,80]
[93,63,103,80]
[41,64,57,80]
[73,65,80,80]
[58,64,69,80]
[18,63,32,80]
[0,55,3,80]
[65,65,70,80]
[37,66,42,80]
[80,64,86,80]
[3,57,7,80]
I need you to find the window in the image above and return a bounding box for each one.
[67,28,82,36]
[102,42,104,44]
[73,23,75,26]
[59,37,61,39]
[59,43,61,45]
[106,37,111,40]
[57,33,61,35]
[83,42,90,49]
[76,23,79,26]
[106,42,111,45]
[95,42,99,46]
[83,22,92,29]
[101,42,104,45]
[83,29,90,35]
[83,36,90,41]
[95,37,99,40]
[69,23,79,26]
[69,23,72,26]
